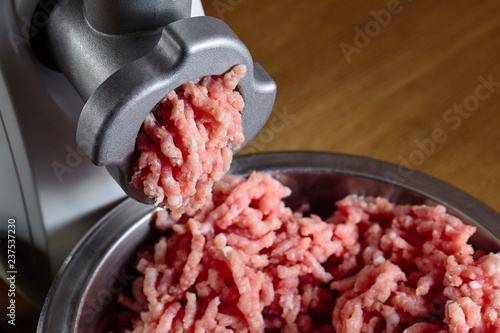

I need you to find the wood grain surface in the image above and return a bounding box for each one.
[2,0,500,331]
[203,0,500,215]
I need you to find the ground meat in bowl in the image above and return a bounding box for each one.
[115,173,500,333]
[130,65,246,219]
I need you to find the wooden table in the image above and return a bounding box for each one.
[204,0,500,214]
[3,0,500,331]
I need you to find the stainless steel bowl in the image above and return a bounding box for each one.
[37,152,500,332]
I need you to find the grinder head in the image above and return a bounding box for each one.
[76,17,276,205]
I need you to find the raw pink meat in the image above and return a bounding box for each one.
[116,173,500,333]
[130,65,246,218]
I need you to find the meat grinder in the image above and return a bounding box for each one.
[0,0,276,307]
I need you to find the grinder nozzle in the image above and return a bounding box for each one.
[32,0,276,205]
[78,17,276,205]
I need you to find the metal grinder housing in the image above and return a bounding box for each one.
[32,0,277,204]
[0,0,276,307]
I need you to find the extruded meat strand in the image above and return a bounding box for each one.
[130,65,246,218]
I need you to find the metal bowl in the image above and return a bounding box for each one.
[37,152,500,332]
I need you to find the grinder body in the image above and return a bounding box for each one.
[0,0,218,307]
[34,0,276,206]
